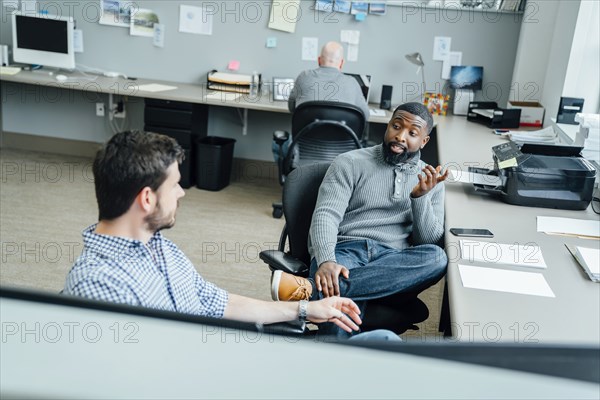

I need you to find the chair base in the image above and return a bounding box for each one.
[272,202,283,219]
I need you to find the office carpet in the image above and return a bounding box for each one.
[0,148,443,338]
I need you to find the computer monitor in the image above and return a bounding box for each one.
[449,66,483,90]
[344,73,371,102]
[11,12,75,70]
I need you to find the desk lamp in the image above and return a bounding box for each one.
[405,52,426,101]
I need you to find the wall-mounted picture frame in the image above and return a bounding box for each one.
[423,92,450,116]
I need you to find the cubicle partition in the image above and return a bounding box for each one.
[1,286,598,398]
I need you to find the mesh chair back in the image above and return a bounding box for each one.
[283,101,366,175]
[282,163,330,267]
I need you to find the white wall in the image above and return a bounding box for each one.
[510,0,560,104]
[563,0,600,114]
[510,0,582,126]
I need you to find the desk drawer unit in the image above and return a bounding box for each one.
[144,99,208,188]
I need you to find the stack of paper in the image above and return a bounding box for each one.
[207,71,253,94]
[565,244,600,282]
[508,126,557,145]
[0,66,21,75]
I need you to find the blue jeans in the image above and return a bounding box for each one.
[317,329,401,343]
[349,329,401,342]
[271,137,291,162]
[309,240,447,339]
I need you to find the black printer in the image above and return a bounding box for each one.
[471,144,597,210]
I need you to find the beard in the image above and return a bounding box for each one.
[382,141,418,165]
[145,201,178,232]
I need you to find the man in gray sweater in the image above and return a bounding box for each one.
[271,102,449,337]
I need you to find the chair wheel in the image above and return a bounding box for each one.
[272,208,283,219]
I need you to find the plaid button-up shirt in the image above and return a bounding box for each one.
[64,225,228,318]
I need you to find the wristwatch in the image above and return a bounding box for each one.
[298,300,308,321]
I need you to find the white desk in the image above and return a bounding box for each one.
[436,116,600,345]
[0,70,393,125]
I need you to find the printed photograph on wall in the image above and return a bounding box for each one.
[423,92,450,116]
[99,0,133,27]
[369,2,387,15]
[130,8,159,37]
[315,0,334,12]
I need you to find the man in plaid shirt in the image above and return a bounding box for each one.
[63,130,364,333]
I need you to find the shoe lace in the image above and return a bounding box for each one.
[291,282,310,300]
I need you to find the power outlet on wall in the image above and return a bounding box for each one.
[96,103,105,117]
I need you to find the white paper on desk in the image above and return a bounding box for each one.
[458,264,555,297]
[205,91,242,101]
[537,216,600,239]
[136,84,178,93]
[448,169,502,186]
[179,5,212,35]
[460,240,547,269]
[369,109,386,117]
[577,246,600,275]
[509,127,557,144]
[472,108,495,119]
[0,66,21,75]
[441,51,462,80]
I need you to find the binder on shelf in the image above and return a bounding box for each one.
[207,70,261,94]
[467,101,521,129]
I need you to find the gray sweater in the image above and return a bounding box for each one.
[288,66,370,118]
[308,144,445,266]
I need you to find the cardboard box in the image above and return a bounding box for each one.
[508,101,545,127]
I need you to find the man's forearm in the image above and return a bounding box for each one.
[223,294,299,325]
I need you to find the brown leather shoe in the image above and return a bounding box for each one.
[271,270,312,301]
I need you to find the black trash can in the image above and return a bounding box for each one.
[195,136,236,191]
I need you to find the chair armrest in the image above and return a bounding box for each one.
[259,250,310,276]
[273,130,290,143]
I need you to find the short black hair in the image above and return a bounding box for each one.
[393,102,434,134]
[93,131,184,221]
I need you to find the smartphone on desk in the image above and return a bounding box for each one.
[450,228,494,238]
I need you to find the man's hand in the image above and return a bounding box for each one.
[315,261,350,298]
[411,165,449,198]
[307,297,362,333]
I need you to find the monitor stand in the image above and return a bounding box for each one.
[453,89,474,116]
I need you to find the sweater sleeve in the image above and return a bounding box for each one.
[309,157,355,266]
[409,181,445,245]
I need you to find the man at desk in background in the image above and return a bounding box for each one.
[273,41,370,159]
[63,131,401,340]
[272,103,449,338]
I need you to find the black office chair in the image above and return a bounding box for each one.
[261,163,430,335]
[271,101,367,218]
